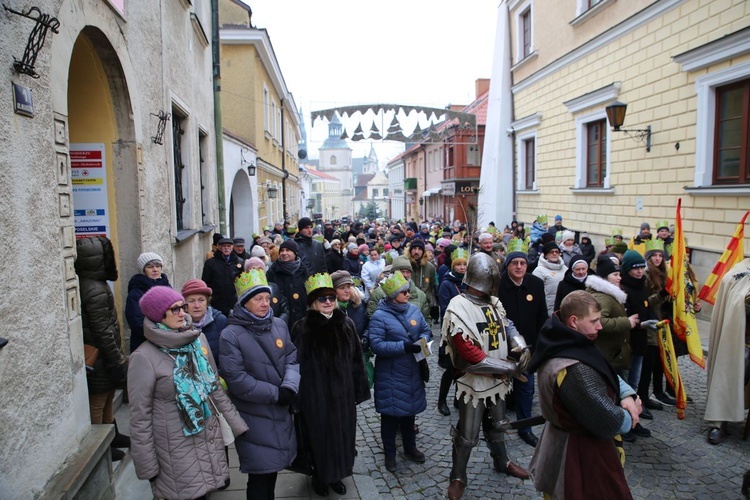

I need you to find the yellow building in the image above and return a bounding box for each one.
[219,0,302,233]
[484,0,750,286]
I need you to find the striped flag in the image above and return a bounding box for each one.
[698,210,749,305]
[666,198,705,368]
[656,320,687,419]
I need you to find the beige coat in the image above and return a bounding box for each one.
[705,258,750,423]
[128,319,248,500]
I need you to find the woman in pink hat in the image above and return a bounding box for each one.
[181,279,228,369]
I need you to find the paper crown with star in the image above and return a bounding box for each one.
[536,214,548,224]
[235,270,271,305]
[655,220,670,231]
[506,238,527,255]
[645,239,665,253]
[304,273,334,296]
[381,271,410,299]
[451,248,469,261]
[612,227,623,237]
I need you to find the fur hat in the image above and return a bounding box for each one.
[595,254,620,278]
[279,239,299,256]
[137,252,163,274]
[621,250,646,274]
[140,286,184,323]
[181,279,212,298]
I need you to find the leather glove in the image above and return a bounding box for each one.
[641,320,659,331]
[277,387,295,406]
[404,342,422,354]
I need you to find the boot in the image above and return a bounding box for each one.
[437,400,451,416]
[111,447,125,462]
[447,479,465,499]
[110,420,131,448]
[741,470,750,499]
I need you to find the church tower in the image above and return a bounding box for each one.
[318,113,353,217]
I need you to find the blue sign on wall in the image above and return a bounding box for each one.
[12,82,33,117]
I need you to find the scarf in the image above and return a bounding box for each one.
[276,258,301,275]
[160,338,217,436]
[193,307,214,330]
[337,300,350,309]
[386,299,409,314]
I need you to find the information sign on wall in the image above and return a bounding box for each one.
[71,143,110,239]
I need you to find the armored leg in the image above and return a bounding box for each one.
[484,399,530,479]
[450,398,484,483]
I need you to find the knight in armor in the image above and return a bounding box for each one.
[441,253,531,500]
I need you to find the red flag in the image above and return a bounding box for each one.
[698,210,749,305]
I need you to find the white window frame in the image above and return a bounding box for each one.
[516,131,538,191]
[514,0,534,64]
[263,86,270,133]
[693,61,750,187]
[574,109,611,190]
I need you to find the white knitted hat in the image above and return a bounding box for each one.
[137,252,163,273]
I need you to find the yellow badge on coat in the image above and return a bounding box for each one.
[644,300,649,307]
[276,339,284,349]
[526,294,534,302]
[273,297,278,304]
[410,319,417,326]
[201,346,208,357]
[293,293,299,300]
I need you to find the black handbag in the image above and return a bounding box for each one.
[418,358,430,383]
[437,344,453,370]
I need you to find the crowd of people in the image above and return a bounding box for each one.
[73,212,749,500]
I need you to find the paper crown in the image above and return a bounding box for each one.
[312,234,325,243]
[655,220,670,231]
[287,227,298,234]
[451,248,469,261]
[605,237,616,246]
[234,269,269,296]
[351,276,363,288]
[645,239,665,253]
[304,273,334,295]
[506,238,527,255]
[487,225,498,234]
[536,215,548,224]
[252,233,260,239]
[612,227,623,237]
[381,271,409,297]
[554,231,563,241]
[263,226,272,231]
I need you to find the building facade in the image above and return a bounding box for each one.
[0,0,218,496]
[485,0,750,289]
[318,114,354,218]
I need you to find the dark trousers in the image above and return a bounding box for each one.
[438,368,453,403]
[381,414,416,457]
[513,372,535,434]
[247,472,278,500]
[638,345,659,398]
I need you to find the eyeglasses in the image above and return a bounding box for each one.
[166,304,188,316]
[316,295,337,303]
[400,290,410,295]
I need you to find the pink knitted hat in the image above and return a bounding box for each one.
[140,286,184,323]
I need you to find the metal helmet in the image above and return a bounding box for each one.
[463,252,500,295]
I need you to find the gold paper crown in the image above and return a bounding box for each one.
[487,225,498,234]
[605,237,616,246]
[312,234,325,243]
[235,269,269,296]
[304,273,334,295]
[655,220,670,230]
[381,271,409,297]
[645,239,665,253]
[451,248,469,261]
[536,215,548,224]
[506,238,527,255]
[287,227,298,234]
[612,227,623,237]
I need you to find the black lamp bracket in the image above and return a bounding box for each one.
[614,125,652,153]
[4,5,60,79]
[151,110,171,145]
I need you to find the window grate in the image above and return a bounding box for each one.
[172,113,186,230]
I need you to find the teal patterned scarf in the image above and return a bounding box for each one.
[160,338,217,436]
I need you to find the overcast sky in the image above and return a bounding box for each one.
[243,1,500,164]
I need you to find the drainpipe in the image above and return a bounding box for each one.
[281,105,289,221]
[211,0,227,235]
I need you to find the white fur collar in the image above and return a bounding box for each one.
[586,274,627,304]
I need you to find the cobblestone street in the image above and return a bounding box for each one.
[352,324,749,499]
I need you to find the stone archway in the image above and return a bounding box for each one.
[230,169,255,239]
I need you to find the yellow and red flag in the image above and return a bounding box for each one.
[656,319,687,419]
[665,198,705,368]
[698,210,749,305]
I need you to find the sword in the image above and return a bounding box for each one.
[493,415,546,431]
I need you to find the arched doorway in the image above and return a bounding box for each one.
[68,27,137,326]
[229,170,254,239]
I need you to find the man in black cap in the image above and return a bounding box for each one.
[266,239,308,328]
[201,237,244,315]
[233,237,251,260]
[295,217,327,276]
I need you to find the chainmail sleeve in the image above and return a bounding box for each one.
[557,362,626,439]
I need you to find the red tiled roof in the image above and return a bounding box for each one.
[355,173,375,187]
[308,169,339,181]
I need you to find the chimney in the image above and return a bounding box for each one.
[475,78,490,98]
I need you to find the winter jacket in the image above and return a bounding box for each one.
[579,240,596,265]
[195,307,227,369]
[295,234,328,276]
[368,300,432,416]
[129,320,248,500]
[268,282,289,325]
[325,249,344,273]
[532,255,568,316]
[586,275,632,370]
[438,271,466,323]
[497,271,548,348]
[343,253,362,277]
[527,243,542,273]
[627,234,652,256]
[125,272,171,353]
[409,254,437,306]
[201,250,244,316]
[219,304,300,474]
[291,310,370,483]
[266,260,308,330]
[620,273,656,357]
[340,296,369,343]
[367,279,430,320]
[361,259,385,293]
[75,236,127,394]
